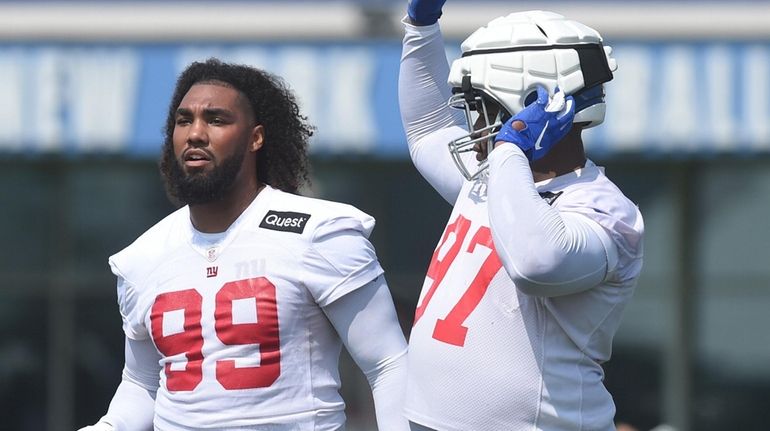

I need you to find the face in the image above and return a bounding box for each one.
[162,82,263,205]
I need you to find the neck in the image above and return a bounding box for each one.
[188,180,264,233]
[530,126,586,183]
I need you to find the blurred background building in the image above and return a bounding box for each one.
[1,1,769,430]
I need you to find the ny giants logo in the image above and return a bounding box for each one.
[207,266,218,278]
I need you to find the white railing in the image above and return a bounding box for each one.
[0,1,769,41]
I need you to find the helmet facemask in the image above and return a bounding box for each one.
[447,77,511,181]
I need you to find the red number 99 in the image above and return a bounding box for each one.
[150,277,281,392]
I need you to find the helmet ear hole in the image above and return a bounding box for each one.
[523,91,539,107]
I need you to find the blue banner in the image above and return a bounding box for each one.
[0,41,768,157]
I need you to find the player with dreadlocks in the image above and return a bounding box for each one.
[79,59,408,431]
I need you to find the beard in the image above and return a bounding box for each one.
[160,142,246,206]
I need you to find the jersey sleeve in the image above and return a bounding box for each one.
[486,145,618,297]
[400,18,470,204]
[109,258,150,341]
[301,208,385,307]
[106,209,184,341]
[555,189,645,282]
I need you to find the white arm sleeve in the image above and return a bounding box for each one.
[323,276,409,431]
[399,18,469,203]
[98,338,159,431]
[487,145,618,297]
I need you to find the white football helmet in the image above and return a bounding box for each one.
[447,10,617,180]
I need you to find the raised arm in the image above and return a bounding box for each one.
[399,0,468,203]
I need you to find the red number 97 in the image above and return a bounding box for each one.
[413,215,502,347]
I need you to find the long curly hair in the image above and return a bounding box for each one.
[160,58,314,194]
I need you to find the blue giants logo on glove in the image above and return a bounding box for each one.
[493,86,576,161]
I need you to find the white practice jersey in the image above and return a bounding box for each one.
[109,185,384,431]
[405,160,643,431]
[399,21,644,430]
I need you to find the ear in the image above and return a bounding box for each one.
[249,125,265,153]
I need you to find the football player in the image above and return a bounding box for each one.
[400,1,645,430]
[78,59,409,431]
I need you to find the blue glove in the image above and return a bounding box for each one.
[494,86,575,161]
[407,0,446,26]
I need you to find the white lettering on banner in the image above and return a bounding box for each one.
[66,50,138,151]
[0,52,24,150]
[175,47,259,73]
[1,42,768,155]
[603,43,770,153]
[229,48,270,71]
[277,48,321,142]
[176,47,221,72]
[744,46,770,150]
[603,47,651,152]
[705,45,735,150]
[658,46,698,150]
[35,50,64,152]
[0,49,138,152]
[322,49,375,151]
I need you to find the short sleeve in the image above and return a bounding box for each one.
[302,213,385,307]
[556,189,644,281]
[110,259,150,341]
